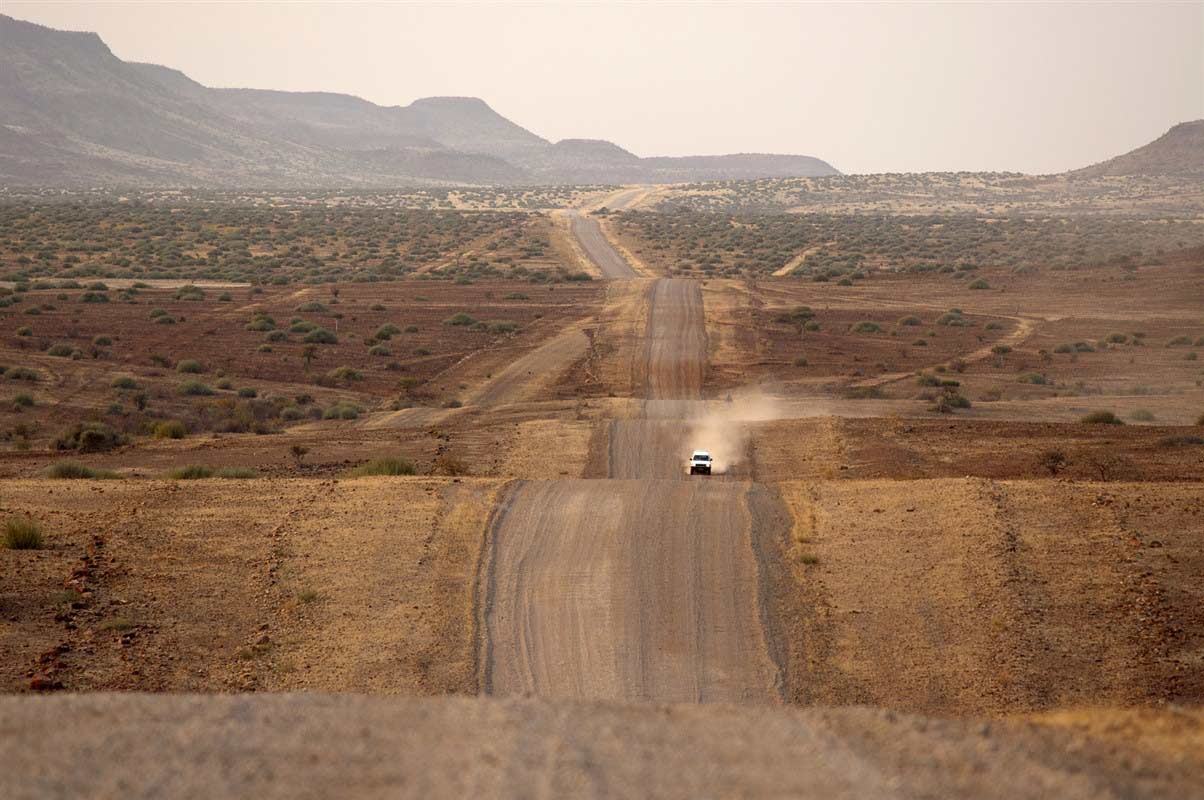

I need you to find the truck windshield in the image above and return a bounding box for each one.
[693,455,710,461]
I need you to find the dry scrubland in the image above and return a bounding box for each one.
[1,192,1203,794]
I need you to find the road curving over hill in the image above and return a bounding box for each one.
[479,269,782,703]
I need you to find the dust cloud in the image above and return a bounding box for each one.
[685,391,783,474]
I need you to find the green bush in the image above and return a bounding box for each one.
[237,387,258,398]
[55,421,124,452]
[369,344,391,356]
[5,367,40,381]
[303,328,338,344]
[179,381,215,396]
[1080,410,1124,425]
[968,278,990,290]
[1167,335,1192,347]
[443,312,477,326]
[46,343,76,357]
[93,335,113,346]
[349,457,416,477]
[296,302,328,313]
[322,401,364,420]
[898,315,922,326]
[176,359,204,374]
[3,516,43,550]
[246,316,276,332]
[851,321,882,334]
[374,324,401,340]
[45,461,117,480]
[153,420,188,439]
[1129,409,1156,422]
[266,330,288,342]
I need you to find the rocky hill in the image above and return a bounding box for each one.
[1073,120,1204,177]
[0,14,839,187]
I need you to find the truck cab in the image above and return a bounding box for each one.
[688,450,712,475]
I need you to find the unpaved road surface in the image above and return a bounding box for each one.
[4,694,1201,800]
[568,212,638,279]
[481,268,780,702]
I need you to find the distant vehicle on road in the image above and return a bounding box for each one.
[688,450,713,475]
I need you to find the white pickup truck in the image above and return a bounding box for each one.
[688,450,713,475]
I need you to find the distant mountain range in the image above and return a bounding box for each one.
[1072,120,1204,178]
[0,14,839,187]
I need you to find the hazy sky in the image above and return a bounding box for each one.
[8,1,1203,173]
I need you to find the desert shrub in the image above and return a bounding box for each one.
[1053,343,1073,354]
[991,345,1012,355]
[487,320,519,333]
[374,324,401,340]
[246,316,275,332]
[55,421,124,452]
[179,381,215,396]
[1105,332,1128,345]
[46,343,76,357]
[16,326,31,336]
[296,302,328,313]
[931,389,971,413]
[323,401,364,420]
[4,367,39,381]
[93,335,113,346]
[153,420,188,439]
[218,293,233,302]
[11,393,33,408]
[237,387,258,398]
[443,312,477,326]
[349,457,416,477]
[936,312,969,327]
[1080,410,1124,425]
[216,379,233,390]
[168,465,258,480]
[176,359,204,374]
[23,307,40,315]
[898,315,922,326]
[503,292,529,300]
[111,376,141,393]
[290,320,317,333]
[266,330,288,342]
[45,461,117,480]
[414,348,431,356]
[792,356,809,366]
[79,291,109,303]
[985,321,1003,330]
[369,344,391,357]
[155,315,177,325]
[326,366,362,383]
[851,321,882,334]
[1129,409,1156,422]
[3,516,43,550]
[280,405,304,421]
[404,325,419,333]
[968,278,990,290]
[1167,335,1192,347]
[303,328,338,344]
[174,285,205,301]
[911,339,928,346]
[1016,372,1047,384]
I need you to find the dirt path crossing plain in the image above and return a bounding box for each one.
[480,264,781,702]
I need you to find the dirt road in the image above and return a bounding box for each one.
[568,212,638,279]
[480,243,780,702]
[7,694,1201,800]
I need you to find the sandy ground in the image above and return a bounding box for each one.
[2,694,1202,799]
